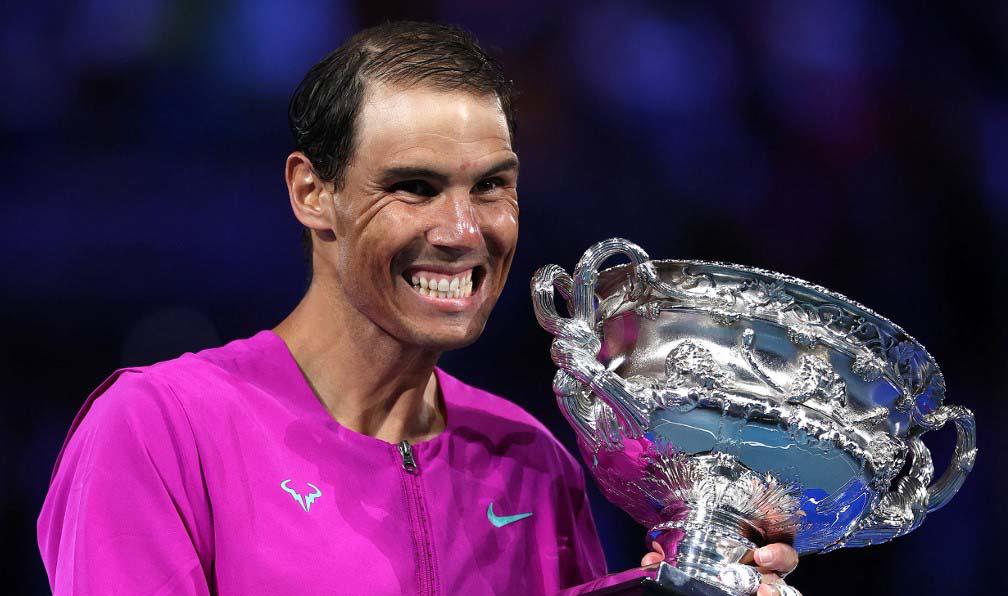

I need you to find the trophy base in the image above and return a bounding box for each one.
[578,563,731,596]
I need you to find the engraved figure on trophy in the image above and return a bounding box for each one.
[532,238,976,596]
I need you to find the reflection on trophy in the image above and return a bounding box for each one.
[532,238,977,596]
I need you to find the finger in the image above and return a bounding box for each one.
[650,540,666,559]
[752,544,799,575]
[760,573,780,585]
[718,564,761,595]
[641,540,667,567]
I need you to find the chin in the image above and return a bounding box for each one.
[403,321,486,352]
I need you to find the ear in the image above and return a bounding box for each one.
[285,152,334,232]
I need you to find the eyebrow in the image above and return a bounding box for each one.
[378,157,520,185]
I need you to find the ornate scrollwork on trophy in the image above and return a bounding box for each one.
[665,341,732,393]
[785,355,846,407]
[532,238,976,596]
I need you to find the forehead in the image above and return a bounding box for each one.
[353,83,513,168]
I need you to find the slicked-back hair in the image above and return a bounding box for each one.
[287,21,517,274]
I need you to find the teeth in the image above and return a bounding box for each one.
[408,269,477,300]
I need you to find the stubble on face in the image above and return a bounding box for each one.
[314,82,519,352]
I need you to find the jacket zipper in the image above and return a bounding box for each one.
[398,440,437,596]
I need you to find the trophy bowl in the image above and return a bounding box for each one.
[532,238,976,595]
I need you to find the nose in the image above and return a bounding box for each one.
[426,191,482,254]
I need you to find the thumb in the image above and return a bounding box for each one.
[641,541,666,567]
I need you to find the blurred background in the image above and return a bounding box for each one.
[3,1,1005,594]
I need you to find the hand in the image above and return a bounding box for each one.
[639,541,665,567]
[747,544,800,596]
[640,542,801,596]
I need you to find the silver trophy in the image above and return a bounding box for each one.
[532,238,976,595]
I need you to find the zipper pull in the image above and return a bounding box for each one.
[398,440,418,474]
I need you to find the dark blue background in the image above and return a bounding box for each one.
[3,1,1005,594]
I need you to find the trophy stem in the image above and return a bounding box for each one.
[650,507,763,595]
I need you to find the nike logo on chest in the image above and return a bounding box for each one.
[487,502,533,528]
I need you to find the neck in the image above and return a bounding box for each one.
[273,274,445,444]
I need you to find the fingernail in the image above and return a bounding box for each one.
[755,546,774,566]
[765,586,780,596]
[651,540,664,556]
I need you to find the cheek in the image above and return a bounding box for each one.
[349,206,431,290]
[478,203,519,255]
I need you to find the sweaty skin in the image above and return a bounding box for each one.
[276,83,518,444]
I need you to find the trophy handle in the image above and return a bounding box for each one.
[531,264,601,445]
[919,404,977,513]
[569,238,650,325]
[531,239,654,447]
[842,403,976,548]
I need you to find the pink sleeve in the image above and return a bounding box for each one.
[555,565,653,595]
[37,370,213,596]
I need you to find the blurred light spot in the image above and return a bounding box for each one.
[570,2,737,116]
[764,0,875,75]
[758,0,894,149]
[566,2,760,210]
[64,0,167,67]
[207,0,355,95]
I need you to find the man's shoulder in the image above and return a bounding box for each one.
[438,367,551,433]
[51,333,279,479]
[72,332,278,434]
[141,331,274,389]
[437,368,584,474]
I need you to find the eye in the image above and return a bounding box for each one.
[390,180,438,197]
[473,177,506,194]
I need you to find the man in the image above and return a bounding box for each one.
[38,22,799,595]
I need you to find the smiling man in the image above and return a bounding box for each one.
[38,22,799,596]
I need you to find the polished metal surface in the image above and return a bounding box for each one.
[532,238,976,595]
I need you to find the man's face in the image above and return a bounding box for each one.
[318,83,519,350]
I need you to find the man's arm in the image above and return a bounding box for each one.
[38,371,213,595]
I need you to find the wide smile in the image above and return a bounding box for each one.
[401,266,486,307]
